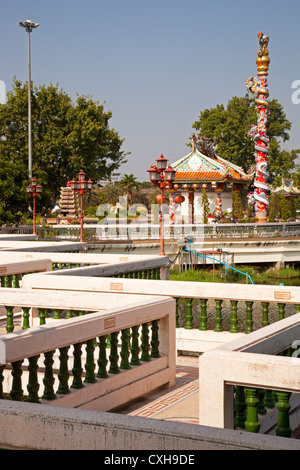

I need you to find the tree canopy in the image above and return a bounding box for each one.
[0,79,128,224]
[192,96,300,183]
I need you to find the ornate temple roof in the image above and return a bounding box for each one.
[172,136,252,185]
[270,178,300,196]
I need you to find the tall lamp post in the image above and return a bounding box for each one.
[147,154,175,256]
[70,170,93,242]
[18,19,39,179]
[26,177,42,235]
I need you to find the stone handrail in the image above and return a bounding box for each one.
[199,312,300,436]
[0,292,176,411]
[22,274,300,353]
[33,221,300,241]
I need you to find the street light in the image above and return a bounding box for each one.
[26,177,42,235]
[18,19,39,179]
[70,170,93,242]
[147,154,175,256]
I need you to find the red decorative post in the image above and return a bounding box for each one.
[147,155,175,256]
[246,33,270,223]
[26,178,42,235]
[70,171,93,242]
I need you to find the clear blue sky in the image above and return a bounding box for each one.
[1,0,300,181]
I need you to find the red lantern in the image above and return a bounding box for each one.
[156,195,165,203]
[175,195,185,204]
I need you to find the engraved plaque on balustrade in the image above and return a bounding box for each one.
[274,291,291,300]
[104,317,116,329]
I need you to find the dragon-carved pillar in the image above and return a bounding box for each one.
[246,32,270,223]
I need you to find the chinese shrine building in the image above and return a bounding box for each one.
[169,136,253,223]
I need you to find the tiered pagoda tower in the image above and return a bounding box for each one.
[57,182,80,223]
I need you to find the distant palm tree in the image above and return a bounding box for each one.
[119,174,139,205]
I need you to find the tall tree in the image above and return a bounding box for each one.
[192,96,299,182]
[0,79,128,223]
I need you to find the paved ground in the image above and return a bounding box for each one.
[113,355,200,424]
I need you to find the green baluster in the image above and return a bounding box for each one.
[0,276,5,287]
[199,299,208,331]
[22,307,30,329]
[245,301,253,334]
[244,388,260,433]
[295,304,300,314]
[12,274,21,288]
[278,303,285,320]
[0,365,5,398]
[185,298,193,329]
[150,320,160,358]
[27,355,40,403]
[42,350,56,400]
[130,326,140,366]
[263,389,275,409]
[257,389,266,415]
[57,346,70,394]
[108,332,120,374]
[229,300,238,333]
[120,329,131,370]
[261,302,269,327]
[214,299,223,332]
[38,308,46,325]
[97,336,108,378]
[141,323,150,362]
[65,309,73,319]
[6,306,14,333]
[71,343,84,389]
[53,309,61,320]
[84,339,96,383]
[10,360,24,401]
[234,386,246,429]
[275,391,291,438]
[5,275,12,288]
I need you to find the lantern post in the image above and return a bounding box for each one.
[147,155,175,255]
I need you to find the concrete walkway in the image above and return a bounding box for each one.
[113,355,199,424]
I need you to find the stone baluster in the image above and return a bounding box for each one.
[130,326,140,366]
[22,307,30,329]
[229,300,238,333]
[120,328,131,370]
[261,302,269,327]
[244,388,260,433]
[108,332,120,374]
[141,323,150,362]
[84,339,96,383]
[185,298,193,329]
[27,355,40,403]
[42,350,56,400]
[5,306,14,333]
[97,336,108,378]
[275,391,291,437]
[199,299,208,331]
[72,342,84,389]
[10,360,24,401]
[150,320,160,358]
[214,299,223,332]
[57,346,70,394]
[234,386,246,429]
[245,301,254,334]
